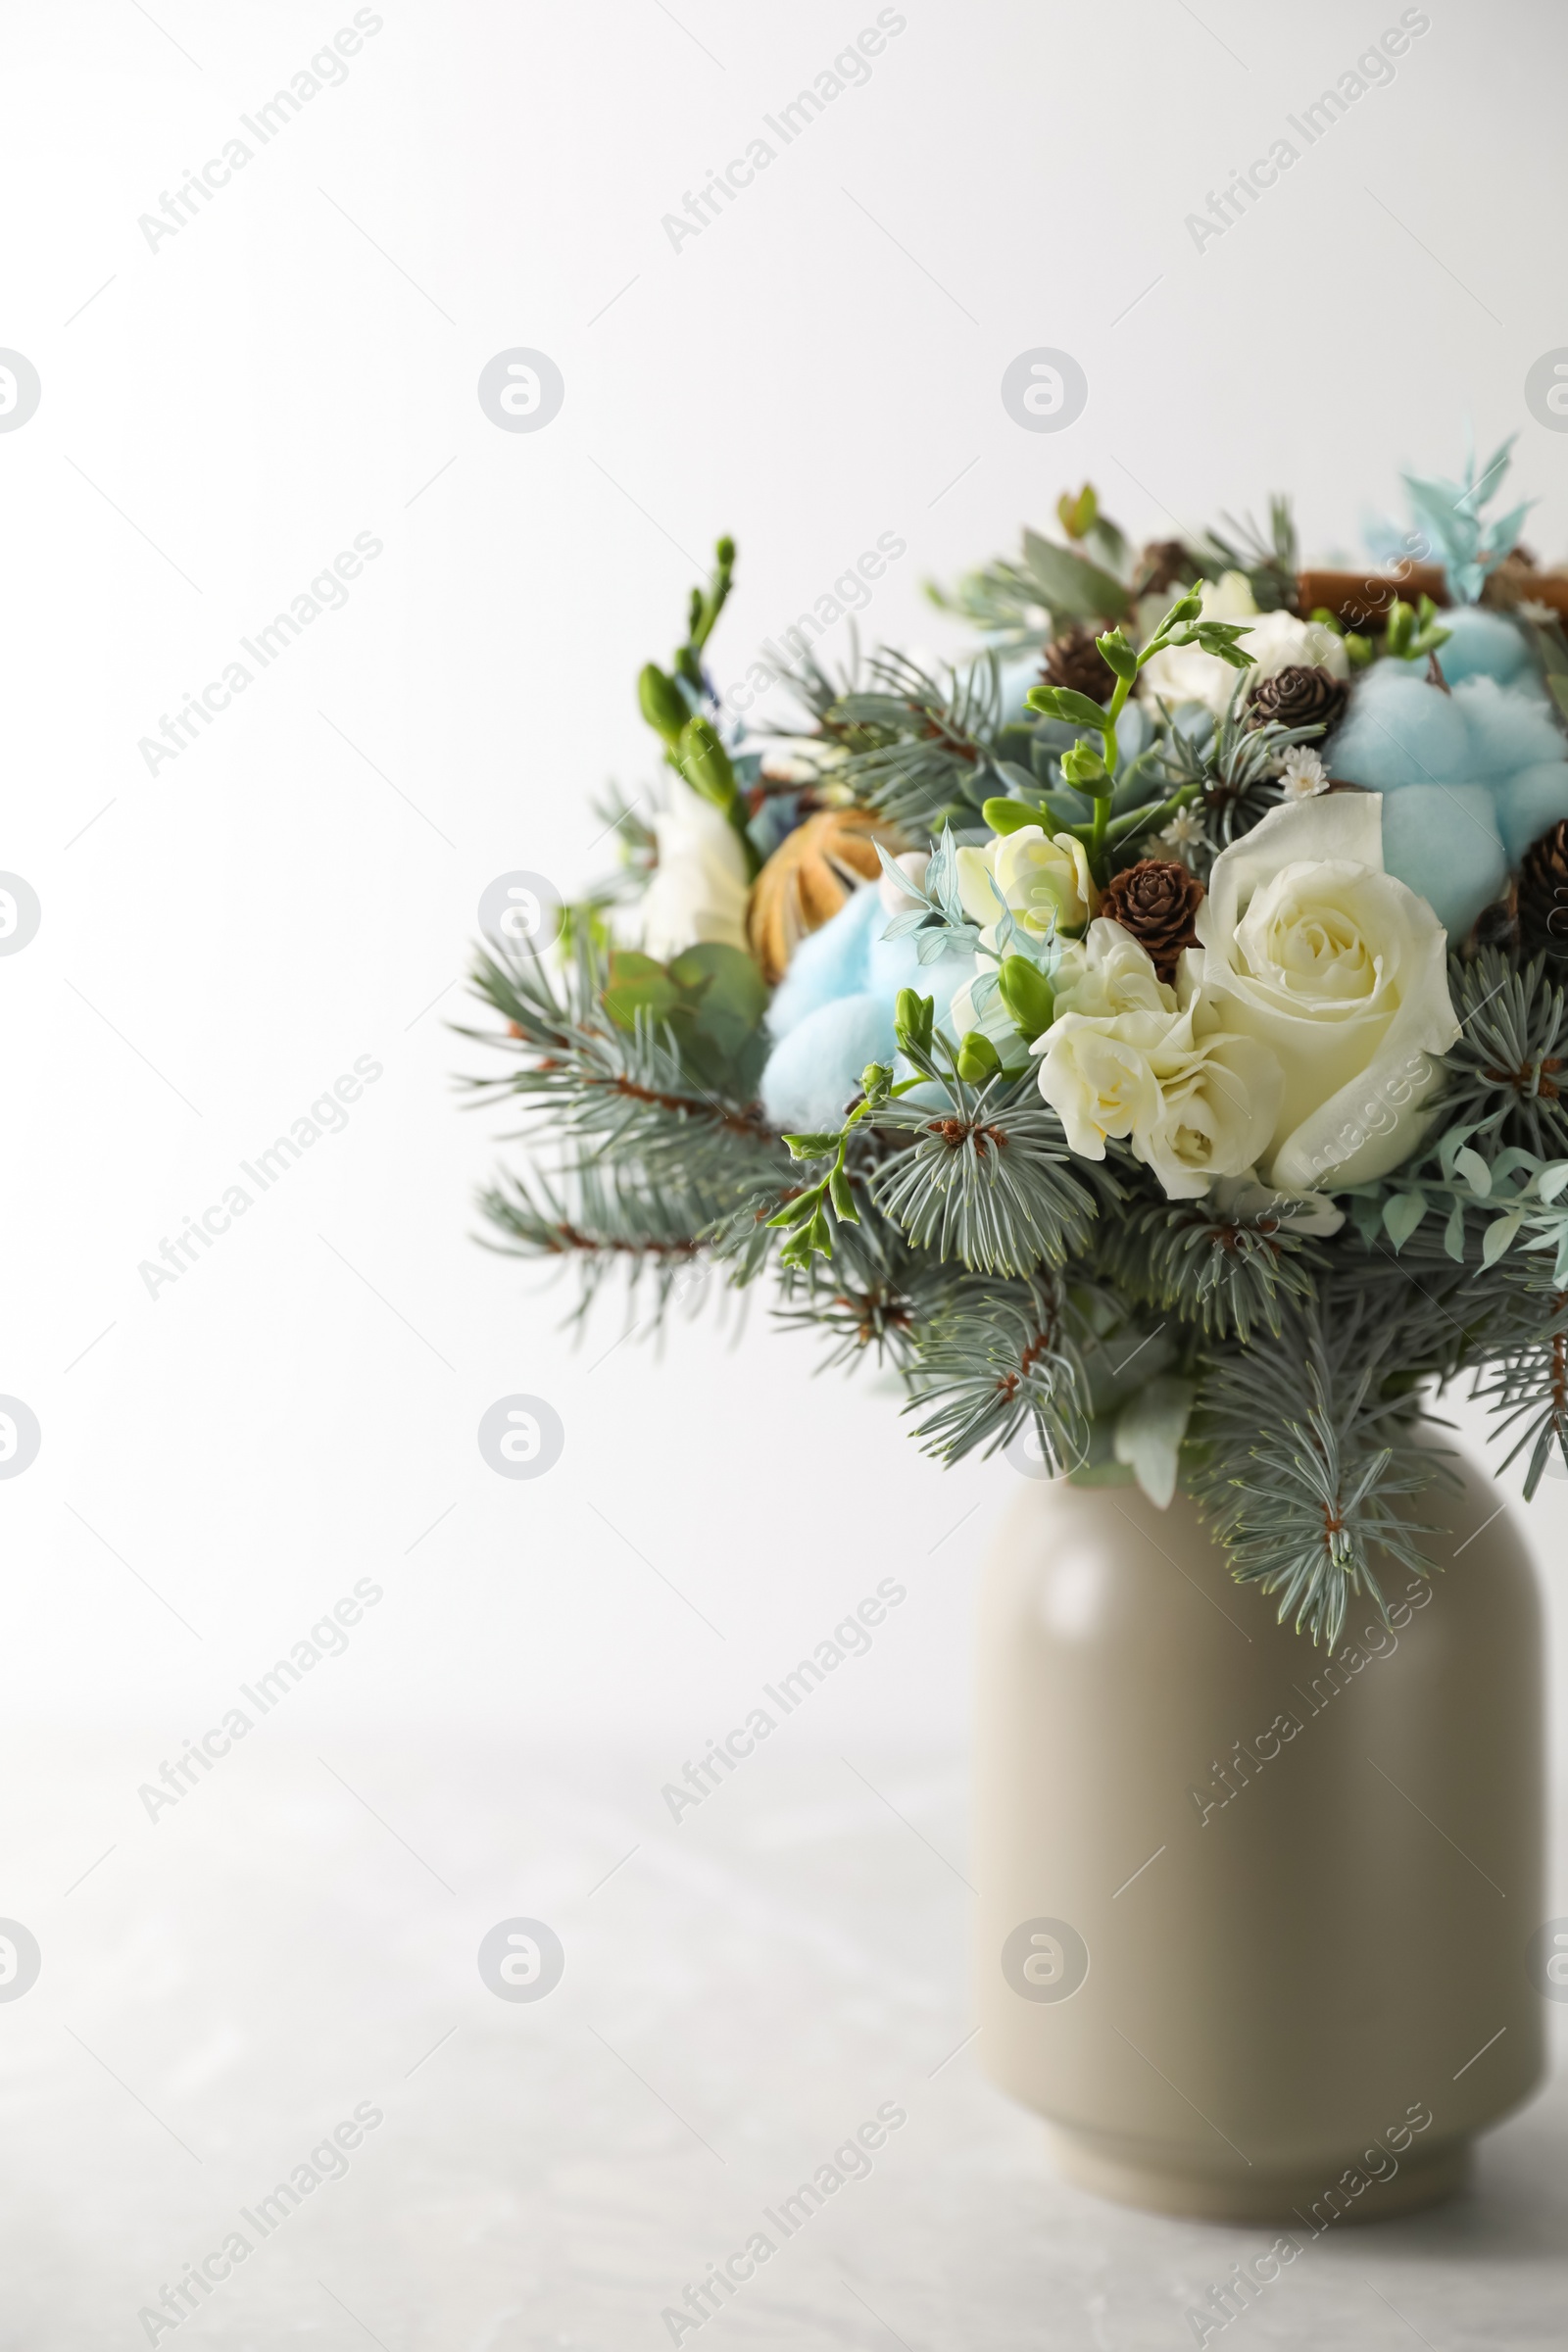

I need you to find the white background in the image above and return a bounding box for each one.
[3,4,1568,2343]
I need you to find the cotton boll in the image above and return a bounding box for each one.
[1452,674,1566,782]
[1327,668,1470,789]
[760,993,894,1131]
[1493,760,1568,865]
[864,922,972,1024]
[1433,606,1531,689]
[764,884,880,1038]
[1378,784,1506,939]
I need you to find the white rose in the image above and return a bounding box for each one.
[1034,919,1283,1198]
[638,778,751,962]
[956,825,1097,945]
[1137,570,1257,717]
[1187,793,1459,1190]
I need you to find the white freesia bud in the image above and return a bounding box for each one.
[1189,793,1459,1190]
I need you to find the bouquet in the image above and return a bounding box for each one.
[466,441,1568,1646]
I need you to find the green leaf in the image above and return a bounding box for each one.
[783,1131,843,1160]
[1020,529,1131,621]
[1482,1209,1525,1267]
[602,952,682,1031]
[1444,1198,1466,1260]
[1454,1147,1493,1196]
[767,1189,822,1230]
[1382,1190,1429,1250]
[828,1164,859,1223]
[1056,484,1099,542]
[1113,1374,1196,1510]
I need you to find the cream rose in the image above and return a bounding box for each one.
[1034,920,1283,1199]
[956,825,1097,945]
[1186,794,1459,1190]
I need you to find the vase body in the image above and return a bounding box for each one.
[973,1448,1545,2223]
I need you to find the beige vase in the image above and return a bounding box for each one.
[973,1446,1546,2224]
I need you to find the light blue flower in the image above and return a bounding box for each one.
[1326,654,1568,938]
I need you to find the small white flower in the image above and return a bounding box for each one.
[1518,599,1558,626]
[1158,805,1205,858]
[1278,746,1330,801]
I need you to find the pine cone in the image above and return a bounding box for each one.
[1101,859,1205,984]
[1517,822,1568,959]
[1041,623,1117,706]
[1135,540,1195,600]
[1244,663,1348,735]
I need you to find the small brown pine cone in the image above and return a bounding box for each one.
[1244,662,1348,735]
[1041,623,1117,706]
[1517,822,1568,959]
[1135,540,1195,599]
[1101,859,1205,984]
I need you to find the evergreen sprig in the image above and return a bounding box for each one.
[1189,1296,1455,1647]
[905,1273,1090,1468]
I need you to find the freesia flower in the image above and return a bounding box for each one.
[1033,920,1282,1199]
[638,779,751,962]
[1185,793,1458,1190]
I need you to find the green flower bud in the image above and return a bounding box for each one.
[1061,741,1111,796]
[997,955,1054,1042]
[676,716,736,809]
[956,1030,1002,1086]
[638,663,688,745]
[894,990,934,1054]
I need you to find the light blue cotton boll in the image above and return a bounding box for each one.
[1326,666,1470,789]
[1494,760,1568,864]
[1452,674,1566,782]
[760,994,895,1132]
[1435,605,1532,689]
[864,924,973,1025]
[765,884,881,1038]
[1379,785,1506,939]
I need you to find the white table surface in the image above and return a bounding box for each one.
[5,1731,1563,2351]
